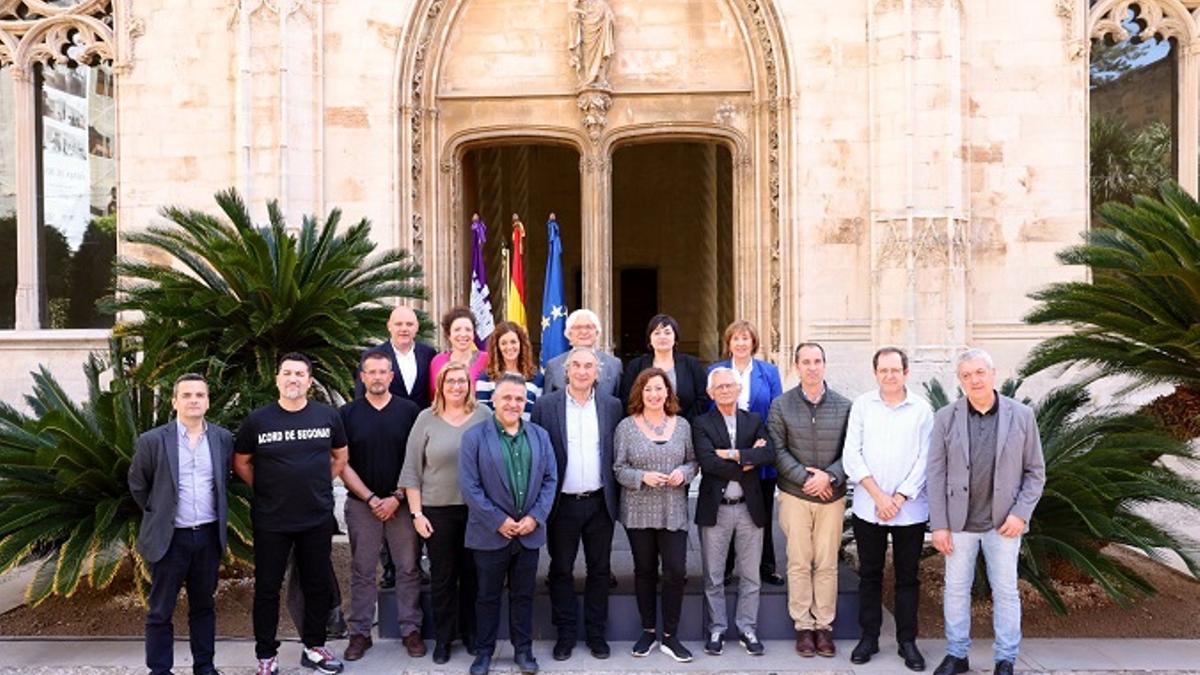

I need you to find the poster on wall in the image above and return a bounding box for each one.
[40,66,91,249]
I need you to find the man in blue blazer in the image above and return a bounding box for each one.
[460,374,558,675]
[128,373,234,675]
[531,347,623,661]
[356,305,436,409]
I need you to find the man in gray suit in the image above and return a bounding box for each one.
[460,374,558,675]
[531,347,623,661]
[927,348,1046,675]
[128,373,234,675]
[543,309,622,397]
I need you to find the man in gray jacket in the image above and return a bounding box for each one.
[128,373,234,675]
[768,342,851,659]
[542,309,622,397]
[927,348,1045,675]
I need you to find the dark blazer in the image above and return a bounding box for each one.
[355,340,437,409]
[530,389,624,523]
[692,407,775,527]
[458,418,558,551]
[927,395,1046,532]
[128,420,234,563]
[621,352,711,421]
[708,358,784,479]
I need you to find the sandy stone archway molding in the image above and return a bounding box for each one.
[1087,0,1200,196]
[395,0,795,357]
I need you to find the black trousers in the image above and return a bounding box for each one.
[852,515,925,643]
[547,493,614,643]
[425,505,477,646]
[253,522,333,658]
[472,540,539,655]
[726,476,778,575]
[626,527,687,636]
[145,523,221,675]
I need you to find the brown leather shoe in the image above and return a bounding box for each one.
[815,629,836,657]
[403,630,428,657]
[344,633,372,661]
[795,629,816,657]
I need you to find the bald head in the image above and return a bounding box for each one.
[387,306,419,351]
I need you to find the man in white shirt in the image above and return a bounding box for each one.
[843,347,933,671]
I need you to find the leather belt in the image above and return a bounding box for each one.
[563,489,602,500]
[177,521,217,531]
[720,496,746,506]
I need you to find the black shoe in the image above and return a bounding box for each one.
[463,635,478,656]
[586,639,611,659]
[898,641,926,671]
[380,561,396,589]
[513,649,539,674]
[704,631,724,655]
[659,634,693,663]
[609,573,618,589]
[739,632,765,656]
[850,638,879,664]
[722,572,736,587]
[468,653,492,675]
[994,660,1013,675]
[933,655,970,675]
[761,569,786,586]
[431,642,451,665]
[552,639,574,661]
[631,631,657,657]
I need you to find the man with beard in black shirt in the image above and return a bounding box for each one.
[234,352,348,675]
[339,349,425,661]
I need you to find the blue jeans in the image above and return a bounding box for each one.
[943,530,1022,663]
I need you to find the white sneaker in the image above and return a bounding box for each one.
[256,656,278,675]
[301,645,345,673]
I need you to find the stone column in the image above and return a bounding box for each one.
[580,153,612,350]
[868,0,967,383]
[11,64,37,329]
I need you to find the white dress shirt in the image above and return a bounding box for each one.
[562,390,603,494]
[722,413,744,499]
[393,342,418,396]
[734,359,753,412]
[842,387,933,526]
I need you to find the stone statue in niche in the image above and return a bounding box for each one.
[568,0,615,90]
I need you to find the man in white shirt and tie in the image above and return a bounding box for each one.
[843,347,933,671]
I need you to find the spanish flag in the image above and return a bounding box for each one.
[506,214,527,329]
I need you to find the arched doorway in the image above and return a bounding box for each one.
[397,0,793,358]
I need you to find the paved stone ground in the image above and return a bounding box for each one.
[1,637,1198,674]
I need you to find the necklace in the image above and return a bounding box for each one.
[644,414,669,436]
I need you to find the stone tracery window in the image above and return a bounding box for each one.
[1088,0,1199,204]
[0,0,118,330]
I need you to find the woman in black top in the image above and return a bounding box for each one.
[620,313,710,421]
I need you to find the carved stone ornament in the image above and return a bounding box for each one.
[1090,0,1193,44]
[714,99,736,126]
[577,90,612,143]
[568,0,615,91]
[0,0,116,70]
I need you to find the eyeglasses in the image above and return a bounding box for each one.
[443,378,470,387]
[712,383,739,391]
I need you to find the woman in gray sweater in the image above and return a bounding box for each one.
[400,362,491,664]
[613,367,698,663]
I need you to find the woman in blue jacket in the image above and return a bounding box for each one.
[708,320,785,585]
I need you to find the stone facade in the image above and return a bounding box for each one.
[0,0,1099,405]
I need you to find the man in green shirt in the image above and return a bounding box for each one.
[459,374,558,675]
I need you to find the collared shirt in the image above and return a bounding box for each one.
[562,389,603,494]
[800,383,827,406]
[734,359,753,412]
[495,418,532,514]
[175,420,217,528]
[393,341,418,396]
[965,393,1000,532]
[842,387,933,526]
[722,412,744,499]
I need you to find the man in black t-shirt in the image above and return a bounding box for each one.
[234,352,348,675]
[339,349,424,661]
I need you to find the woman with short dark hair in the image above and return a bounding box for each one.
[620,313,709,420]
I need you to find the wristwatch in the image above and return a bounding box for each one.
[410,511,423,520]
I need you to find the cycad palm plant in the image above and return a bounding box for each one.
[0,343,253,605]
[1024,181,1200,439]
[925,378,1200,614]
[112,189,425,424]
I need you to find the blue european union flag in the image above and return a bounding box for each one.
[539,214,569,370]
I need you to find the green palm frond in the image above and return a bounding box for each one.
[110,189,427,426]
[922,378,1200,613]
